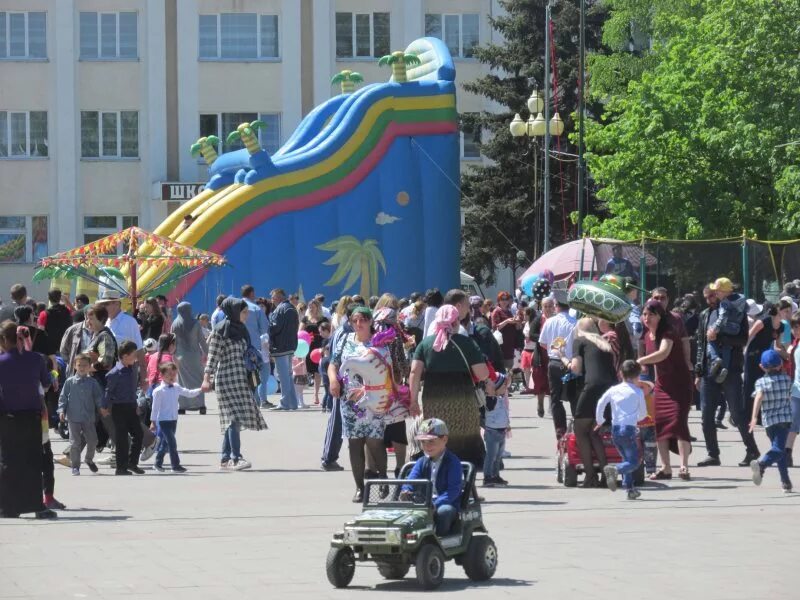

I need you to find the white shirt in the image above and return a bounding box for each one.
[595,382,647,428]
[538,310,577,360]
[422,306,438,339]
[429,454,444,498]
[321,306,332,319]
[107,311,143,349]
[151,383,202,422]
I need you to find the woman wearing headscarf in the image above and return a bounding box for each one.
[409,305,491,466]
[171,301,208,414]
[202,297,267,470]
[0,320,57,519]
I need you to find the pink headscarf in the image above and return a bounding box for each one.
[432,305,461,352]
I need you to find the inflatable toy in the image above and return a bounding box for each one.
[567,277,632,323]
[295,339,310,359]
[310,348,322,364]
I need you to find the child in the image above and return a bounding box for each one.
[402,419,463,536]
[58,354,103,475]
[292,354,308,409]
[319,322,333,412]
[101,341,144,476]
[597,360,648,500]
[749,349,793,492]
[150,362,201,473]
[146,333,176,397]
[706,277,746,383]
[483,372,510,487]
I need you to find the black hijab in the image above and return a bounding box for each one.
[214,297,250,344]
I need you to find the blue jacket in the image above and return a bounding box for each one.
[102,364,138,409]
[243,297,268,348]
[407,449,463,508]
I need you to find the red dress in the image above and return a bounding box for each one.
[645,329,692,445]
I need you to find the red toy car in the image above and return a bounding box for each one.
[556,420,644,487]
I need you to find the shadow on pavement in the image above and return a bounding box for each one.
[354,577,534,592]
[483,500,567,506]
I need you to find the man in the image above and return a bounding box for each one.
[269,288,300,410]
[60,307,94,379]
[605,244,638,282]
[288,293,299,307]
[0,283,27,322]
[241,285,271,407]
[38,289,74,356]
[538,290,577,437]
[210,294,226,327]
[624,283,643,358]
[695,285,760,467]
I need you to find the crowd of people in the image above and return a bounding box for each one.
[0,273,797,520]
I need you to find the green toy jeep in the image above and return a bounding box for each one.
[325,461,498,590]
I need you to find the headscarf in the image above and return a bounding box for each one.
[171,301,196,336]
[213,297,250,344]
[432,305,460,352]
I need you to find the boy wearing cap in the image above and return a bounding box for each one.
[403,419,463,536]
[749,349,793,492]
[706,277,747,383]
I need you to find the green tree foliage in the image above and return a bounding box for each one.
[585,0,800,240]
[460,0,607,284]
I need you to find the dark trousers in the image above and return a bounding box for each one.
[155,420,180,468]
[321,397,343,464]
[700,373,759,459]
[111,403,143,472]
[41,440,54,497]
[548,359,577,435]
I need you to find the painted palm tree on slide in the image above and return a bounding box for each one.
[317,236,386,298]
[378,51,421,83]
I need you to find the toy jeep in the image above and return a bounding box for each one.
[326,461,497,590]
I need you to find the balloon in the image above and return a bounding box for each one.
[532,279,551,301]
[297,331,312,344]
[540,269,555,284]
[521,273,539,297]
[310,348,322,364]
[294,339,310,358]
[266,375,278,394]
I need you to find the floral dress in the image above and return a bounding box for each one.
[333,332,388,440]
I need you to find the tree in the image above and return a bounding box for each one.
[331,70,364,94]
[378,51,421,83]
[459,0,608,284]
[584,0,800,240]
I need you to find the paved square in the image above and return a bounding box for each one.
[2,391,797,600]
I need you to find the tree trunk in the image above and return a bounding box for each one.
[392,62,407,83]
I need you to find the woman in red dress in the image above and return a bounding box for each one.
[638,300,693,481]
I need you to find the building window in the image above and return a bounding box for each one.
[335,12,389,59]
[198,112,282,155]
[425,13,479,58]
[199,13,279,60]
[0,215,48,263]
[460,113,481,160]
[0,12,46,59]
[79,12,137,60]
[80,111,138,159]
[0,111,48,158]
[83,215,138,244]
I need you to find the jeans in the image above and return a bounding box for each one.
[255,362,271,406]
[759,423,792,484]
[790,396,800,433]
[700,373,759,459]
[612,425,640,490]
[221,422,241,462]
[483,427,506,479]
[434,504,458,536]
[640,425,657,474]
[707,341,733,371]
[155,420,180,468]
[548,359,577,435]
[111,403,143,472]
[274,354,298,410]
[321,397,343,464]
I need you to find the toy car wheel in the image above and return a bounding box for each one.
[563,456,578,487]
[415,543,446,590]
[377,563,410,580]
[634,464,645,485]
[556,454,564,483]
[325,546,355,588]
[463,535,498,581]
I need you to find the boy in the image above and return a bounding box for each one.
[749,349,793,492]
[57,354,103,475]
[101,341,144,476]
[597,360,648,500]
[706,277,746,383]
[483,372,510,488]
[402,419,463,536]
[319,321,333,412]
[150,362,201,473]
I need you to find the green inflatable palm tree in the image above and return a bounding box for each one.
[190,136,221,165]
[331,70,364,94]
[378,51,421,83]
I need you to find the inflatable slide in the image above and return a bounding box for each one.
[139,38,461,308]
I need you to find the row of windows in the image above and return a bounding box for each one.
[0,11,481,61]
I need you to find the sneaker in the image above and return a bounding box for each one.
[44,497,66,510]
[172,465,187,473]
[603,465,618,492]
[482,477,497,488]
[269,406,288,411]
[153,464,165,472]
[626,488,642,500]
[140,442,157,462]
[232,458,251,471]
[85,460,98,473]
[71,467,80,476]
[220,460,231,470]
[782,481,793,493]
[750,460,764,486]
[129,466,145,475]
[493,476,509,486]
[502,450,512,458]
[714,367,728,384]
[321,461,345,472]
[262,401,276,409]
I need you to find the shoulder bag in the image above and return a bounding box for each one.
[450,337,487,409]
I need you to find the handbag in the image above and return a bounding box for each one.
[450,338,487,409]
[244,344,264,391]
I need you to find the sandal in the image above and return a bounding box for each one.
[679,467,691,481]
[649,469,672,480]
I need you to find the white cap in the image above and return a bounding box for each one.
[746,299,763,317]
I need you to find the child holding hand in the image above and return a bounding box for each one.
[150,362,201,473]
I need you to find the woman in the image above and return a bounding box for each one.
[422,288,443,337]
[491,292,520,371]
[172,301,208,414]
[565,318,618,487]
[598,318,635,376]
[0,320,56,519]
[745,303,785,414]
[638,300,693,480]
[409,305,492,466]
[528,297,555,417]
[202,298,267,470]
[479,299,494,327]
[328,306,388,502]
[331,295,352,330]
[301,298,329,405]
[139,298,165,342]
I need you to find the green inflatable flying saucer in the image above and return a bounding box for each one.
[567,275,632,323]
